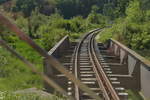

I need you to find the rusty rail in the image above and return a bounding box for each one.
[72,29,101,100]
[89,34,120,100]
[72,29,120,100]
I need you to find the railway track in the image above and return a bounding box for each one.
[65,30,128,100]
[1,13,150,100]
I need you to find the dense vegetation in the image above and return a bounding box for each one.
[98,0,150,60]
[0,0,149,99]
[0,0,108,99]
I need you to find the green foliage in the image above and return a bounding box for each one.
[98,0,150,60]
[136,50,150,60]
[0,0,9,4]
[0,0,118,99]
[123,0,150,50]
[103,3,116,19]
[69,16,86,32]
[145,10,150,21]
[0,15,44,90]
[39,27,68,50]
[35,13,87,50]
[0,10,108,94]
[56,0,76,19]
[131,31,150,49]
[140,0,150,10]
[69,33,80,40]
[126,0,144,23]
[98,18,125,42]
[127,90,144,100]
[115,0,130,16]
[12,0,56,17]
[13,0,39,17]
[87,5,107,28]
[56,0,100,18]
[1,0,130,19]
[103,0,130,19]
[91,5,99,13]
[87,13,107,28]
[0,46,43,91]
[29,11,50,38]
[98,29,113,43]
[15,16,29,34]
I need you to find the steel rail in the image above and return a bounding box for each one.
[88,33,110,100]
[73,29,101,100]
[89,33,120,100]
[0,12,101,100]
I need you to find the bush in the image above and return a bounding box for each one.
[125,0,144,23]
[69,16,86,33]
[15,16,29,34]
[69,33,80,41]
[0,8,108,97]
[0,41,43,91]
[98,0,150,52]
[98,18,125,43]
[87,13,107,28]
[38,25,68,50]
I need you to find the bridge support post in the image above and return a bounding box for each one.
[43,57,55,93]
[131,60,141,91]
[43,36,71,93]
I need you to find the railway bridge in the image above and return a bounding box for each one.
[44,29,150,100]
[0,13,150,100]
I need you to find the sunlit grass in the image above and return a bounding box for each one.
[127,90,144,100]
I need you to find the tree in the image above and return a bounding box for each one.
[0,0,10,4]
[140,0,150,10]
[103,0,130,19]
[13,0,38,17]
[56,0,76,19]
[87,5,107,27]
[56,0,106,18]
[13,0,56,17]
[126,0,143,23]
[103,3,115,19]
[115,0,130,16]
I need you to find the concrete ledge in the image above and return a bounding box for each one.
[48,35,70,58]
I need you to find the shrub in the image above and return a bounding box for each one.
[69,16,86,33]
[38,25,68,50]
[87,13,107,28]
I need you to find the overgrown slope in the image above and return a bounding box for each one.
[0,1,108,99]
[98,0,150,60]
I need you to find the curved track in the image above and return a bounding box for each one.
[69,30,124,100]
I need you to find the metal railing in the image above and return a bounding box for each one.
[109,39,150,99]
[109,39,150,73]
